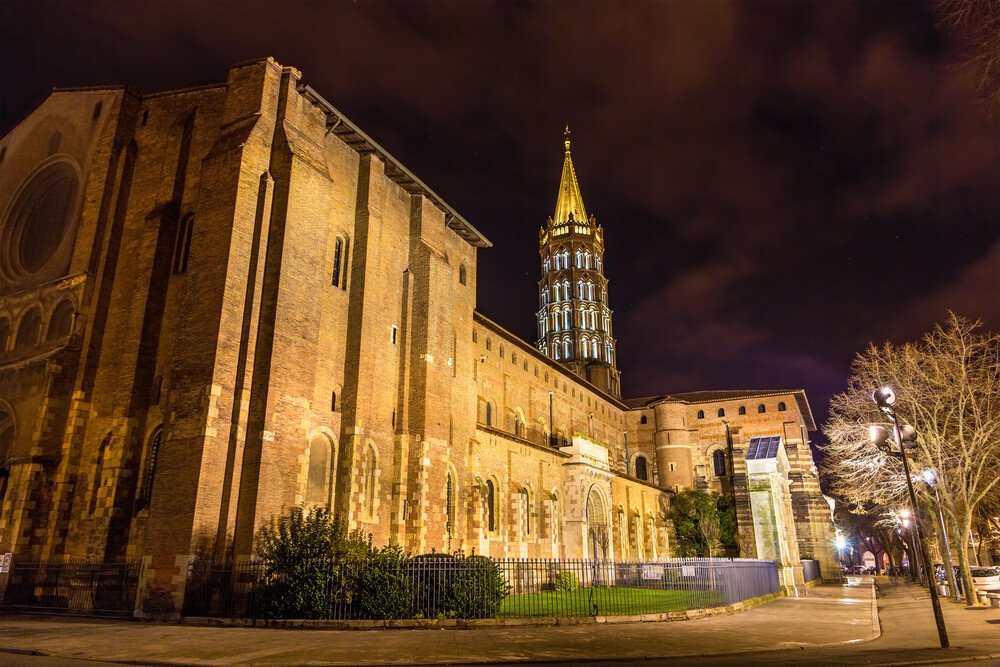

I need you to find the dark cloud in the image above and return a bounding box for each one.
[2,1,997,436]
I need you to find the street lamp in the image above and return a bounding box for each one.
[835,533,848,582]
[870,386,949,648]
[923,469,961,603]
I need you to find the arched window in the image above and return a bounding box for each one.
[137,427,162,510]
[554,345,561,360]
[697,410,705,419]
[173,215,194,274]
[562,309,571,330]
[365,445,378,517]
[47,300,74,340]
[0,318,10,352]
[486,337,492,351]
[306,436,332,506]
[553,283,562,301]
[15,308,42,349]
[563,339,571,359]
[330,391,337,412]
[717,408,725,418]
[486,479,496,531]
[575,251,583,268]
[458,264,467,286]
[713,449,727,477]
[758,404,766,413]
[538,315,546,338]
[577,280,584,299]
[635,455,648,481]
[485,402,493,426]
[586,282,594,300]
[446,474,455,536]
[499,344,504,359]
[591,339,599,358]
[640,415,648,424]
[777,402,787,411]
[543,258,550,272]
[540,288,549,306]
[738,405,747,415]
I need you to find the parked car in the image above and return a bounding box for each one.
[971,567,1000,592]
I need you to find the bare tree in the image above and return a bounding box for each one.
[822,314,1000,604]
[933,0,1000,120]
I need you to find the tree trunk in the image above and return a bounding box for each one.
[954,511,978,606]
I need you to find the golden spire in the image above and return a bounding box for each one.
[553,124,589,224]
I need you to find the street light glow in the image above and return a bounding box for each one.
[835,534,847,550]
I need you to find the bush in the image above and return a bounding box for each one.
[553,570,579,592]
[407,553,459,618]
[252,505,370,619]
[444,555,510,619]
[358,545,412,619]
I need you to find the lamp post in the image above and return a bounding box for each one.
[898,509,920,582]
[923,469,961,603]
[870,386,949,648]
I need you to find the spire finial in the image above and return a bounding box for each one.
[564,124,571,153]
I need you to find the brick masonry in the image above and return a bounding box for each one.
[0,58,838,615]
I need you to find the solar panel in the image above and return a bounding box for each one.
[747,435,782,460]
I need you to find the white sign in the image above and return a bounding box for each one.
[681,565,696,577]
[642,565,660,580]
[0,552,11,574]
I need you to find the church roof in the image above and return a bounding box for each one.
[552,125,589,224]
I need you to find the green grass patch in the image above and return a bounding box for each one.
[499,587,724,618]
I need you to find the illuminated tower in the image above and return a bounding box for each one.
[536,127,621,397]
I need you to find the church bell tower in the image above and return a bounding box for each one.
[536,127,621,397]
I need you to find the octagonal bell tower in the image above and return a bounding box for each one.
[536,127,621,397]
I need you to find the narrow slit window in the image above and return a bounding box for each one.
[173,215,194,274]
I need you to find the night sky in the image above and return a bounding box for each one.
[2,1,997,435]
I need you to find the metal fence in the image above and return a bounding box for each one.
[2,559,143,616]
[183,556,779,620]
[801,559,821,583]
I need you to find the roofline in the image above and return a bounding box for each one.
[298,84,491,249]
[629,389,817,431]
[472,310,629,411]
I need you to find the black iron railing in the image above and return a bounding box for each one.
[2,559,143,616]
[182,556,779,620]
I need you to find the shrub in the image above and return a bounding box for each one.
[554,570,579,592]
[252,505,370,619]
[407,553,459,618]
[444,555,509,619]
[358,545,412,620]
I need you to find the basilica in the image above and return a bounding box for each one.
[0,58,836,614]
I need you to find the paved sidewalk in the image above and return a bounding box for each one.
[0,577,997,665]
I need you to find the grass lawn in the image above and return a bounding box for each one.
[499,587,724,618]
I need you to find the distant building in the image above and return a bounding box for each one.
[0,58,835,614]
